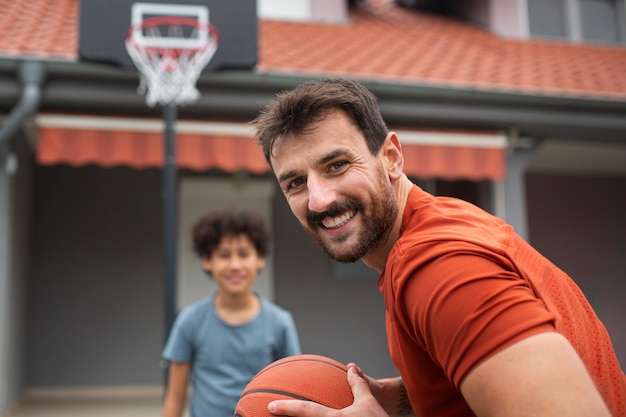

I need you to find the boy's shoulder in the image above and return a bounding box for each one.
[258,295,293,319]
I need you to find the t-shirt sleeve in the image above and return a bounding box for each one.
[162,307,196,363]
[399,247,556,388]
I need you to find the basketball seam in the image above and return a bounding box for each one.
[255,357,346,377]
[239,388,325,403]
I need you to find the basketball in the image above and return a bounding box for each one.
[234,354,354,417]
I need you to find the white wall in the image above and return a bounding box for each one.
[258,0,311,21]
[490,0,528,38]
[257,0,348,23]
[176,176,276,309]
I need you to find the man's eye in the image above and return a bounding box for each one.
[329,161,348,172]
[288,177,306,190]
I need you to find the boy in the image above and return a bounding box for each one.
[162,208,301,417]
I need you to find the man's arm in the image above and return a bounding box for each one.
[460,332,611,417]
[163,361,191,417]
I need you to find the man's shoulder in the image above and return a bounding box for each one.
[401,186,512,251]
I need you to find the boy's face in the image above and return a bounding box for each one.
[269,109,398,263]
[201,233,265,296]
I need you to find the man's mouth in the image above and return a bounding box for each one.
[321,210,356,229]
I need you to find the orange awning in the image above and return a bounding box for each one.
[36,115,506,180]
[396,129,507,180]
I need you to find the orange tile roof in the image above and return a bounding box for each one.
[0,0,77,60]
[1,0,625,100]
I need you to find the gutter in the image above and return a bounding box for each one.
[9,61,626,144]
[0,60,46,149]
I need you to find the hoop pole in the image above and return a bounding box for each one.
[162,101,178,387]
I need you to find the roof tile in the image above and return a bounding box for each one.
[0,0,77,59]
[1,0,625,99]
[257,1,626,99]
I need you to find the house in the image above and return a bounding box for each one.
[0,0,625,413]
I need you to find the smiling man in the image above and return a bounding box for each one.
[274,109,398,264]
[252,78,626,417]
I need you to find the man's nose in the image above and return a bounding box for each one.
[307,175,336,213]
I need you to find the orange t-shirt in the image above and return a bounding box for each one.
[379,186,625,417]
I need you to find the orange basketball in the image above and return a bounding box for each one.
[235,354,354,417]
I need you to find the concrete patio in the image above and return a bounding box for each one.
[3,387,169,417]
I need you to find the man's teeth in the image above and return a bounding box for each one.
[322,211,355,229]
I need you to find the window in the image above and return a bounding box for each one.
[580,0,622,43]
[528,0,625,44]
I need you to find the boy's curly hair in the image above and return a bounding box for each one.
[191,208,270,258]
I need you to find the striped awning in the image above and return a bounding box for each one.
[36,114,506,180]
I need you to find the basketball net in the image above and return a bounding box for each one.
[125,17,218,106]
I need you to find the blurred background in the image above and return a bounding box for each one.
[1,0,625,415]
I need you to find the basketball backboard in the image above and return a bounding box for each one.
[79,0,258,72]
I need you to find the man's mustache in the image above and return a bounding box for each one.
[307,201,360,225]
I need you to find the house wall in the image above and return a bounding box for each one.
[430,0,527,38]
[24,164,398,389]
[26,165,164,387]
[526,173,626,369]
[272,191,397,378]
[0,134,32,412]
[258,0,349,23]
[490,0,527,38]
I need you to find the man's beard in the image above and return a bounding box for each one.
[304,168,398,263]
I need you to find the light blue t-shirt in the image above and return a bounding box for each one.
[162,292,301,417]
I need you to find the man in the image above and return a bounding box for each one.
[162,208,301,417]
[252,78,625,417]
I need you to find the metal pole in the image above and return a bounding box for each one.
[162,101,178,387]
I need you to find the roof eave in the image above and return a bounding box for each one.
[1,58,626,144]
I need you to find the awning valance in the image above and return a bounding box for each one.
[36,115,506,180]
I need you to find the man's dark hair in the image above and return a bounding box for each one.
[191,208,270,258]
[253,78,389,165]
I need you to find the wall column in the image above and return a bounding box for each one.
[502,136,543,241]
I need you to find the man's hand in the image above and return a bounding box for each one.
[353,367,413,417]
[268,365,389,417]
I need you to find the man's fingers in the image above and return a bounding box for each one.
[269,399,333,417]
[267,366,376,417]
[347,366,375,401]
[346,363,363,375]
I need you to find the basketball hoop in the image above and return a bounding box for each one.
[125,16,219,106]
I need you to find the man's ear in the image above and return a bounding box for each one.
[383,132,404,180]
